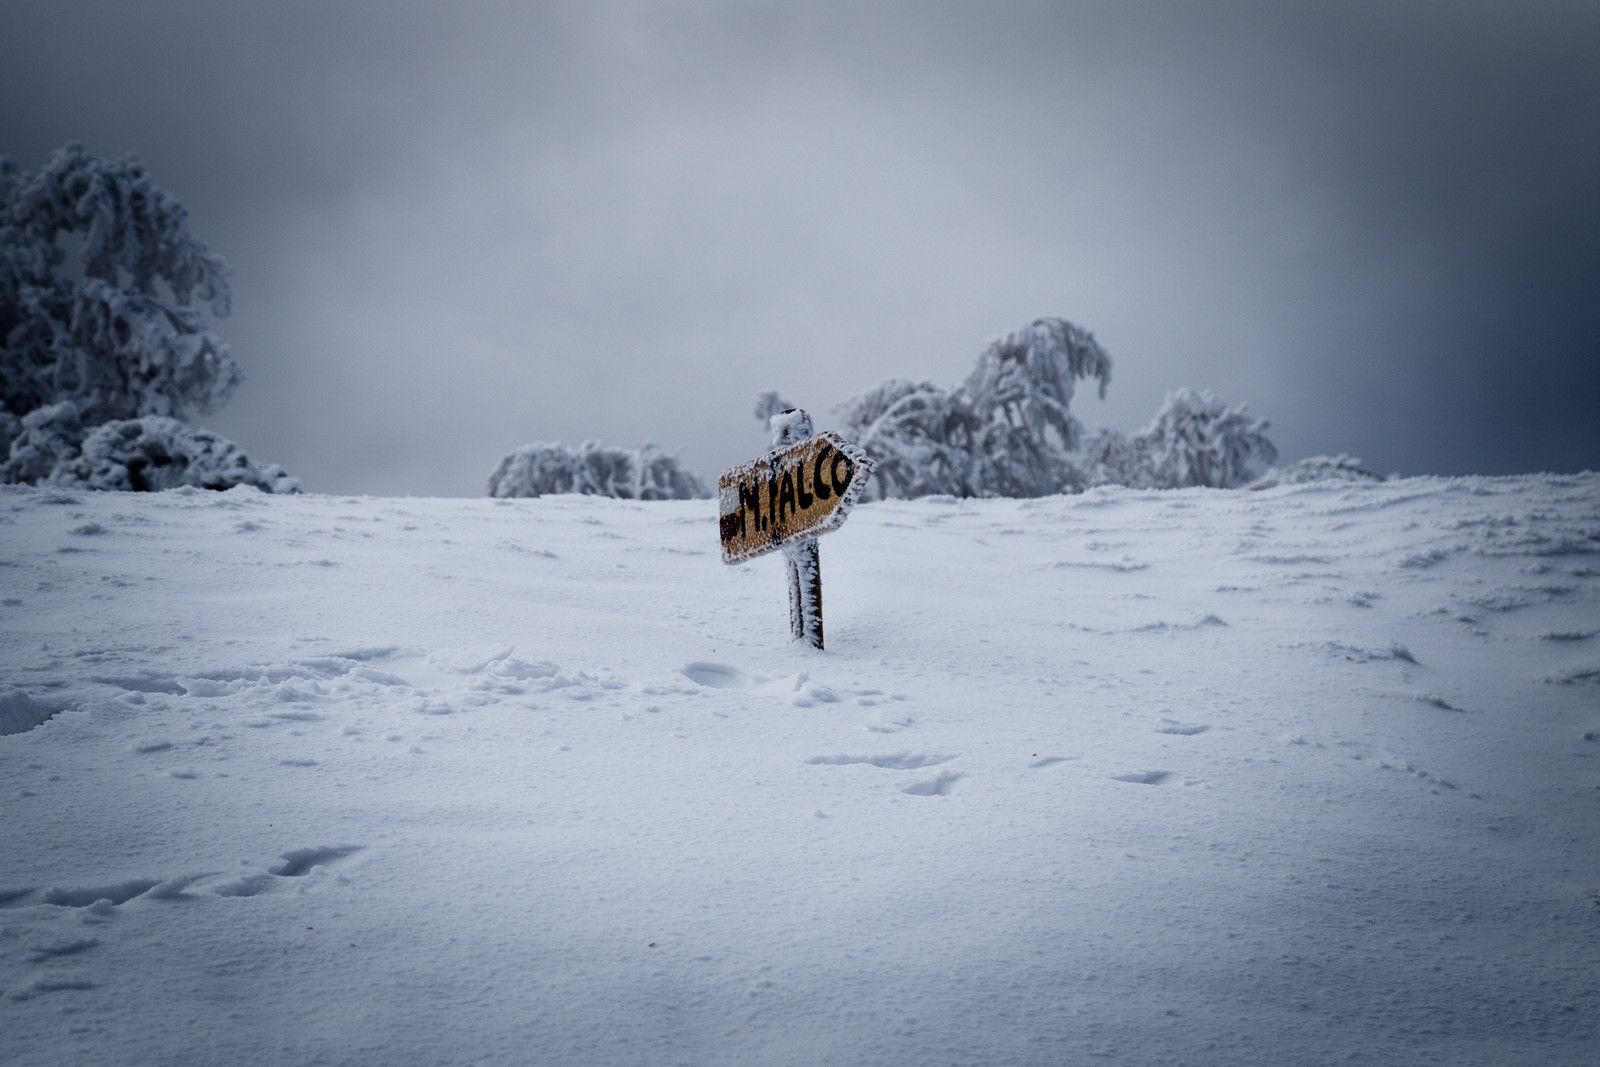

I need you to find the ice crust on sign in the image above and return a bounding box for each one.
[717,429,876,564]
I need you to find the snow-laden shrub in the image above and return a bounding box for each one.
[2,143,240,428]
[1081,427,1157,490]
[1250,454,1384,489]
[49,416,298,493]
[1138,388,1278,489]
[1,400,84,485]
[488,441,709,500]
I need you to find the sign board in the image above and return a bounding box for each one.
[718,431,875,564]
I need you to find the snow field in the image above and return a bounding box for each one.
[1,474,1598,1066]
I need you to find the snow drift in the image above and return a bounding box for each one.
[2,473,1597,1066]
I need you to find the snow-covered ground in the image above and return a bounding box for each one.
[2,474,1598,1066]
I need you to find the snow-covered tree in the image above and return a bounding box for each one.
[835,379,976,500]
[1,143,240,429]
[968,417,1087,498]
[488,441,709,500]
[821,317,1288,498]
[958,317,1111,455]
[1137,388,1277,489]
[0,145,294,493]
[958,318,1110,497]
[831,317,1112,500]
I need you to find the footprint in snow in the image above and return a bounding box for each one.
[1154,719,1210,736]
[213,873,277,898]
[0,875,199,909]
[681,662,753,689]
[901,772,962,797]
[806,753,953,770]
[270,845,361,877]
[807,754,963,795]
[865,711,914,733]
[1111,770,1173,786]
[680,663,843,707]
[7,976,98,1000]
[427,645,513,674]
[23,936,101,961]
[215,845,364,897]
[0,689,73,736]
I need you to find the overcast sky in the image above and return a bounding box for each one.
[5,0,1598,496]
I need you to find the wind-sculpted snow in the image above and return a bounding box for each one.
[1,473,1598,1066]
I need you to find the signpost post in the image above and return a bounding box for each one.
[718,409,875,649]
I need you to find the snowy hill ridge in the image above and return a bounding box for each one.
[2,474,1598,1066]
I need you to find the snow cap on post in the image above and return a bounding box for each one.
[769,407,814,447]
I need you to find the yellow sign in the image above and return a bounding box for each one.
[718,431,875,564]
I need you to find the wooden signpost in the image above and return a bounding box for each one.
[718,409,875,649]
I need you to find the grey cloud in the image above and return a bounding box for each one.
[3,0,1596,494]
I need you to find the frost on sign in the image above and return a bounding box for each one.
[718,431,875,564]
